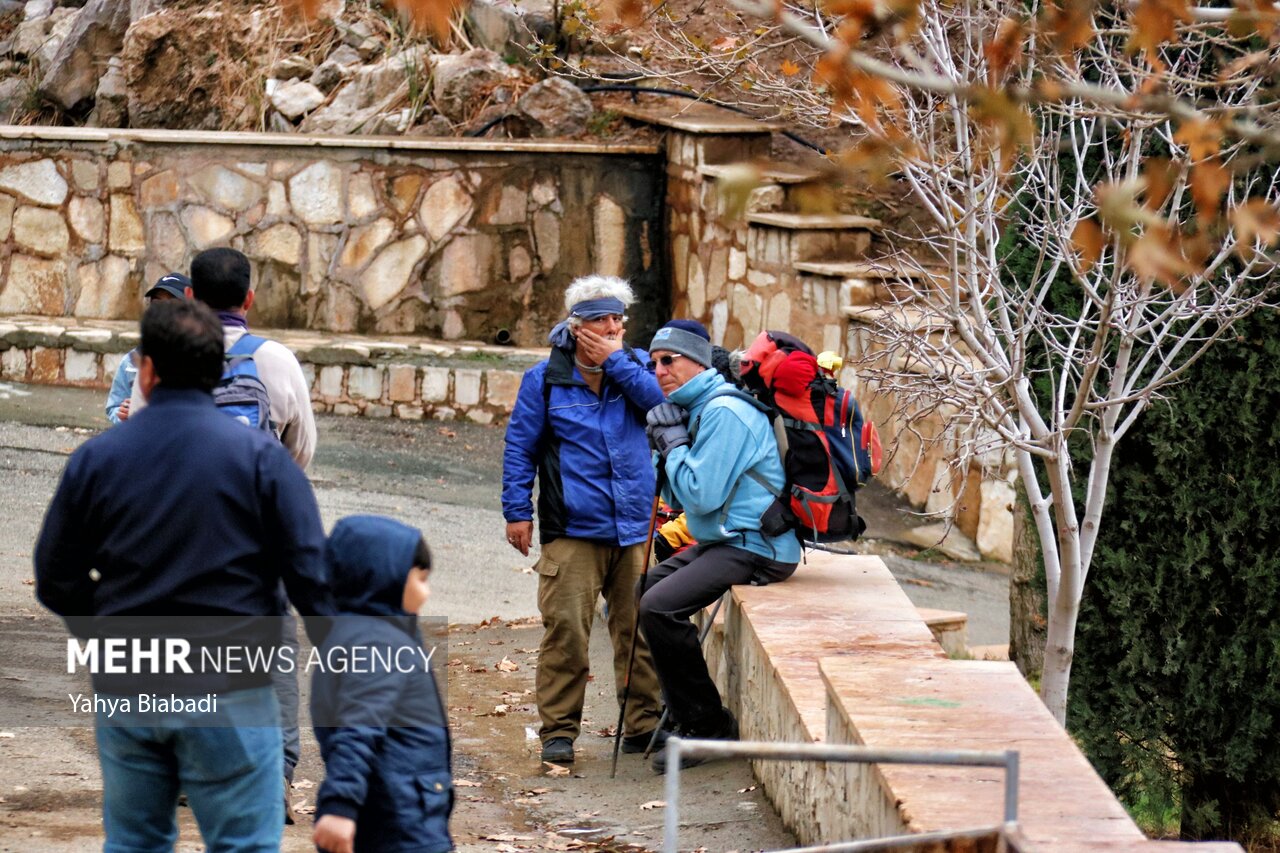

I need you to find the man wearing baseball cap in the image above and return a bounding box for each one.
[639,319,799,773]
[104,273,189,424]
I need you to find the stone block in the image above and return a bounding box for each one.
[108,195,145,253]
[348,173,378,220]
[392,174,423,215]
[977,479,1015,563]
[107,161,131,189]
[13,205,69,254]
[300,362,316,391]
[139,171,181,207]
[31,346,61,383]
[253,223,302,266]
[672,234,689,290]
[339,218,394,270]
[1,347,28,380]
[0,255,66,314]
[420,176,472,241]
[365,403,392,418]
[730,284,762,341]
[360,235,428,311]
[467,409,495,425]
[593,194,626,277]
[333,402,360,416]
[484,185,527,226]
[289,162,344,226]
[191,165,263,212]
[454,368,482,406]
[437,234,494,297]
[766,291,791,331]
[74,255,133,319]
[688,258,706,317]
[710,300,728,347]
[0,159,68,205]
[318,364,344,399]
[707,247,727,302]
[388,364,417,402]
[64,349,99,383]
[509,244,532,280]
[0,194,14,241]
[532,209,559,270]
[485,369,522,408]
[347,365,385,401]
[394,403,425,420]
[182,206,235,249]
[422,366,450,402]
[71,160,99,191]
[69,196,104,243]
[431,406,457,421]
[267,181,289,217]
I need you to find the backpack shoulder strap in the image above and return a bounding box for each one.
[689,386,769,441]
[227,333,267,358]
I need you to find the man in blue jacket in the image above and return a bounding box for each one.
[34,299,334,852]
[103,272,188,424]
[640,321,800,773]
[502,275,666,765]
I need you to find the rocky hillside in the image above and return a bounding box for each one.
[0,0,615,138]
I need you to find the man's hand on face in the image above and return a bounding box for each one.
[575,327,623,364]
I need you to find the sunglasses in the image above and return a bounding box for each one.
[646,353,684,371]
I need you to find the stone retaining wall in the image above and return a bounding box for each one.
[0,315,541,424]
[0,127,667,348]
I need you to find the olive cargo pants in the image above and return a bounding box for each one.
[534,537,663,743]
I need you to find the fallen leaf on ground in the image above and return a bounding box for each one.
[437,427,457,438]
[293,804,316,815]
[455,779,482,787]
[524,787,551,795]
[0,732,14,739]
[903,578,935,588]
[290,778,315,790]
[640,800,666,810]
[543,762,571,777]
[484,833,534,842]
[514,797,543,805]
[595,726,618,738]
[515,648,538,654]
[488,639,505,645]
[20,579,33,586]
[737,785,757,793]
[496,657,520,672]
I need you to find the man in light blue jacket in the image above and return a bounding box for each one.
[639,320,799,773]
[103,273,188,424]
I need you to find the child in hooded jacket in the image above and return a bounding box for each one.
[311,516,453,853]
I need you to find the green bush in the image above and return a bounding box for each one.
[1069,308,1280,841]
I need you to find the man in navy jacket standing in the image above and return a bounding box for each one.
[34,299,334,853]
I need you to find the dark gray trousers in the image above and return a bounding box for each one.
[637,542,795,733]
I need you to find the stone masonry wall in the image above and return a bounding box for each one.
[0,128,667,348]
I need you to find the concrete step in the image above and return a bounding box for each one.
[916,607,969,657]
[747,211,882,231]
[699,161,822,185]
[794,259,931,280]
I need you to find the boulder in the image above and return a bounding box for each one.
[341,19,380,59]
[431,48,521,123]
[268,78,325,120]
[413,114,454,136]
[0,77,29,122]
[270,54,314,80]
[85,54,125,126]
[309,57,349,93]
[516,76,592,136]
[299,46,427,134]
[465,0,554,60]
[24,0,52,21]
[12,4,76,66]
[36,0,129,111]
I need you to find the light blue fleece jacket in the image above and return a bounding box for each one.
[662,368,801,564]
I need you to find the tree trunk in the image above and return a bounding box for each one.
[1039,586,1079,724]
[1008,479,1046,679]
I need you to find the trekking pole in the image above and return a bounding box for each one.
[642,592,725,760]
[611,467,666,779]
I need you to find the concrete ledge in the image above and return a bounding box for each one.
[0,314,542,424]
[705,551,1243,852]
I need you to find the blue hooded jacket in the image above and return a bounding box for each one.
[663,368,802,564]
[311,516,452,853]
[502,346,664,546]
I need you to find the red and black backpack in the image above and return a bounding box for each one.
[731,330,882,544]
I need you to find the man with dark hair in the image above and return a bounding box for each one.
[129,247,316,468]
[34,299,334,851]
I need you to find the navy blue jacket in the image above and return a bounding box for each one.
[312,516,452,853]
[34,387,334,693]
[502,346,664,546]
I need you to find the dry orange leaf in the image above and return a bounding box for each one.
[780,59,801,76]
[1189,160,1231,223]
[1044,0,1096,56]
[1231,198,1280,255]
[1127,227,1197,288]
[1071,219,1105,274]
[1174,117,1223,161]
[1128,0,1193,54]
[984,17,1027,83]
[1140,157,1178,212]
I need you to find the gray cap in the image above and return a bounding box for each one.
[649,324,712,368]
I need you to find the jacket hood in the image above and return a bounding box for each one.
[325,516,422,617]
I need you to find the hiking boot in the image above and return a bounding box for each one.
[540,737,574,764]
[651,708,738,775]
[622,726,671,755]
[283,776,295,825]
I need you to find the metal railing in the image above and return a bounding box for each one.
[662,738,1020,852]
